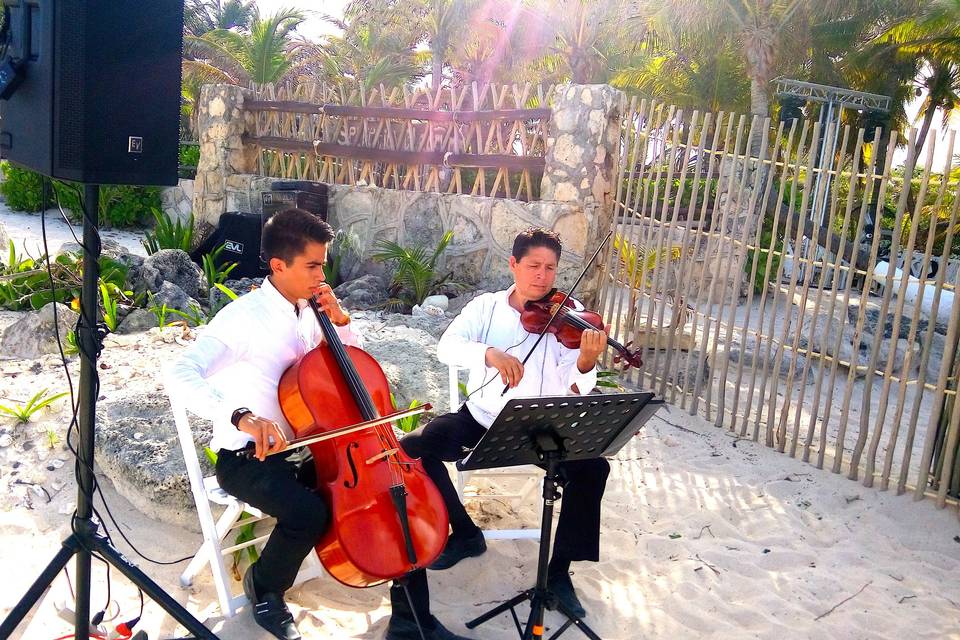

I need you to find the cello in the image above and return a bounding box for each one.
[276,298,449,587]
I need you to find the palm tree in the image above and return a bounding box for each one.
[184,0,258,37]
[878,0,960,158]
[659,0,857,117]
[183,7,310,87]
[318,14,424,92]
[518,0,644,84]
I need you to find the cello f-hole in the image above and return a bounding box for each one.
[344,442,361,488]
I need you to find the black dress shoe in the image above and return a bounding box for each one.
[547,572,586,619]
[385,614,472,639]
[243,568,302,640]
[428,529,487,570]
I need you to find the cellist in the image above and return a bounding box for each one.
[167,209,470,640]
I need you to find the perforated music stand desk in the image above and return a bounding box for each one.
[461,391,663,640]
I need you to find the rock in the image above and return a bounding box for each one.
[446,290,488,316]
[116,308,159,334]
[142,249,203,299]
[335,274,387,310]
[876,337,921,377]
[412,303,444,318]
[382,310,452,340]
[356,320,450,411]
[95,393,213,529]
[0,434,11,447]
[422,295,449,311]
[58,238,129,261]
[725,338,810,382]
[207,276,262,311]
[0,302,79,360]
[0,221,8,249]
[152,281,201,315]
[847,299,941,339]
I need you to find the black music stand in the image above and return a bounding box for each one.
[462,391,663,640]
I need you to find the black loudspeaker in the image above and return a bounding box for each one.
[191,212,267,279]
[261,181,329,223]
[0,0,183,186]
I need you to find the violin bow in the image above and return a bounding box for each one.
[501,229,613,396]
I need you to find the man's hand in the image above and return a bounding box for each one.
[577,324,610,373]
[237,414,289,461]
[315,283,350,325]
[486,347,525,388]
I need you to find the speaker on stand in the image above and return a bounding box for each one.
[0,1,217,638]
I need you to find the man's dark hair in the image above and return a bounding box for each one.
[512,227,562,261]
[261,208,335,265]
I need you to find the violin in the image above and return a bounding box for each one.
[520,288,643,369]
[275,297,448,587]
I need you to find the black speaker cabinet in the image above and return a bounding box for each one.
[0,0,184,186]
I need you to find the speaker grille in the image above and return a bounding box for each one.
[55,0,83,171]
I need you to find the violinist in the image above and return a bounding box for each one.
[167,209,470,640]
[400,227,610,619]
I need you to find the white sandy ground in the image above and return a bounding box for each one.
[2,209,960,639]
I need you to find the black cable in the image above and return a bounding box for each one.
[460,337,529,403]
[41,198,194,574]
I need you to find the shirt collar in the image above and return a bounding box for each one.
[261,276,298,315]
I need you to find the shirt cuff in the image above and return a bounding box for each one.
[570,364,598,395]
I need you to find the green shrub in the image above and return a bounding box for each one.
[0,161,161,227]
[0,161,45,211]
[142,208,194,254]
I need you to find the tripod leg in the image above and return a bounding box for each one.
[465,589,533,631]
[0,536,80,637]
[88,535,218,640]
[551,602,603,640]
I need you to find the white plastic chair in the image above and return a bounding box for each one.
[448,365,541,541]
[166,386,323,618]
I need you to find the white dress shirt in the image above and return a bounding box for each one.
[166,277,362,452]
[437,286,598,429]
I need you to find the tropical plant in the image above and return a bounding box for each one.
[202,244,238,294]
[64,329,79,357]
[142,209,195,255]
[521,0,644,85]
[391,394,425,433]
[184,0,258,36]
[183,8,311,87]
[45,428,61,449]
[168,302,209,327]
[876,0,960,159]
[318,14,424,91]
[99,282,122,332]
[596,370,625,391]
[371,230,458,311]
[0,389,69,424]
[209,282,239,317]
[612,233,682,290]
[202,446,259,575]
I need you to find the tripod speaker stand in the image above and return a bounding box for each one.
[0,185,217,640]
[462,392,663,640]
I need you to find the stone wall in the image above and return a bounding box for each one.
[191,82,629,298]
[227,175,595,293]
[160,179,195,223]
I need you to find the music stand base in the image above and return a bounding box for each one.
[465,586,601,640]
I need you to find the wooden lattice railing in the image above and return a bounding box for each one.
[245,82,553,201]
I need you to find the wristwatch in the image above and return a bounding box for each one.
[231,407,253,428]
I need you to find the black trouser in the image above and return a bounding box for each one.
[215,448,431,623]
[399,406,611,562]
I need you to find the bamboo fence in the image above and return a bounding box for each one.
[598,98,960,513]
[244,82,553,201]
